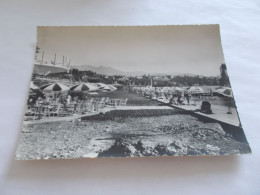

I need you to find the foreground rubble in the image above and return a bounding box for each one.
[16,110,251,160]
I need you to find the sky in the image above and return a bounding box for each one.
[37,25,225,76]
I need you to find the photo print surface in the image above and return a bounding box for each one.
[16,25,251,160]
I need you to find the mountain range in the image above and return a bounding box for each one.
[73,65,146,76]
[72,64,208,77]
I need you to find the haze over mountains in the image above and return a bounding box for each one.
[73,65,209,77]
[73,65,145,76]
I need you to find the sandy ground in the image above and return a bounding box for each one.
[16,111,251,160]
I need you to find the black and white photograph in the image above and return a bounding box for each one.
[15,25,251,160]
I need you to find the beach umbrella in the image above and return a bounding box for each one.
[30,81,39,90]
[175,87,184,91]
[109,85,117,91]
[145,86,153,92]
[103,85,117,91]
[161,87,171,93]
[188,86,203,94]
[165,87,175,94]
[89,83,99,89]
[43,71,52,76]
[222,88,233,97]
[166,87,183,94]
[96,83,107,89]
[112,83,124,90]
[39,83,52,90]
[70,83,98,92]
[112,83,123,87]
[29,88,37,96]
[214,87,233,98]
[41,83,69,92]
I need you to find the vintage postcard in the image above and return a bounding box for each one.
[15,25,251,160]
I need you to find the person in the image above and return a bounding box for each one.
[155,90,159,100]
[55,95,60,105]
[45,94,50,104]
[80,96,87,114]
[169,95,174,105]
[60,95,67,110]
[73,96,78,112]
[27,98,33,107]
[35,96,43,119]
[177,92,183,105]
[226,98,233,114]
[184,91,190,105]
[188,92,191,105]
[67,94,71,105]
[184,92,188,104]
[48,95,53,103]
[36,96,43,106]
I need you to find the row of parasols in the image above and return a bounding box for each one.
[132,85,233,97]
[132,86,204,94]
[30,81,117,94]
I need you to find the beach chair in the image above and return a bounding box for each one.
[107,99,116,107]
[49,104,62,117]
[104,97,110,105]
[42,106,51,118]
[25,105,35,116]
[85,98,94,112]
[24,105,37,120]
[97,98,106,110]
[176,97,185,105]
[67,102,75,113]
[32,105,45,120]
[76,102,85,114]
[193,97,201,106]
[92,100,101,112]
[119,98,128,106]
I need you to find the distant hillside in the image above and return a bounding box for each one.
[72,65,145,76]
[72,65,210,77]
[73,65,123,75]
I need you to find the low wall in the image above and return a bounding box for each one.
[82,109,189,121]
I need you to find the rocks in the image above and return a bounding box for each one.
[206,144,220,151]
[98,139,188,157]
[206,144,220,155]
[166,145,177,155]
[104,126,112,133]
[16,113,250,160]
[82,153,98,158]
[187,145,201,155]
[169,141,188,155]
[187,145,209,156]
[134,140,146,154]
[172,140,184,149]
[98,139,133,157]
[191,125,227,141]
[154,144,169,156]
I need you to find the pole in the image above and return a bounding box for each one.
[62,56,64,67]
[54,53,56,65]
[41,51,44,64]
